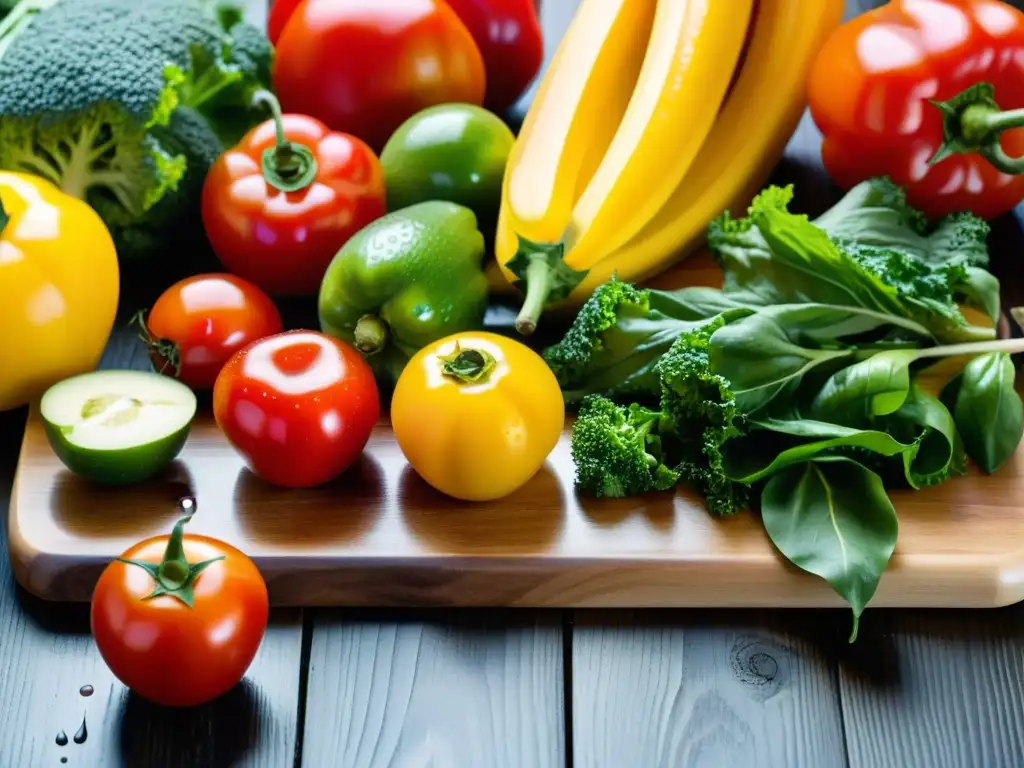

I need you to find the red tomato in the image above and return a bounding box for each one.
[202,95,387,297]
[267,0,301,45]
[91,512,269,708]
[272,0,486,152]
[213,330,380,488]
[140,273,283,391]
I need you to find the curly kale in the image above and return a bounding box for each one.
[655,314,750,517]
[570,396,681,498]
[542,277,743,408]
[0,0,271,261]
[707,180,997,343]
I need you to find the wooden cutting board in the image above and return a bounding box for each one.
[9,250,1024,609]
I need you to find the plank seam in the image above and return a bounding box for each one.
[563,610,574,768]
[832,644,853,768]
[293,608,314,768]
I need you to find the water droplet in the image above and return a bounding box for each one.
[79,685,93,697]
[55,730,68,747]
[61,758,67,764]
[73,714,87,745]
[178,496,196,515]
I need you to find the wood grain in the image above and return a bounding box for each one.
[300,610,565,768]
[838,607,1024,768]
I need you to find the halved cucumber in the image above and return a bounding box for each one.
[40,370,197,485]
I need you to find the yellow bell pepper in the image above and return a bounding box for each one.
[0,172,119,412]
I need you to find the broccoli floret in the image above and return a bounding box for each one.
[571,396,681,498]
[655,314,750,517]
[0,0,271,261]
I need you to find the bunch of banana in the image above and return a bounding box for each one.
[490,0,845,335]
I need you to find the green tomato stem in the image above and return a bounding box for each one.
[439,343,497,384]
[251,89,319,193]
[117,506,225,608]
[353,314,389,356]
[929,82,1024,174]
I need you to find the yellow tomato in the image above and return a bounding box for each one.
[0,172,119,412]
[391,331,565,501]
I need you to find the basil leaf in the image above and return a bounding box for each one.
[946,352,1024,473]
[885,385,964,487]
[809,350,918,424]
[724,418,918,485]
[761,458,898,643]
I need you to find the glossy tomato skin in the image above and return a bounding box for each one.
[90,535,269,708]
[145,273,283,391]
[214,330,380,488]
[201,115,387,297]
[272,0,486,152]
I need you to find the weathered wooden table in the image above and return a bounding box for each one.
[3,1,1024,765]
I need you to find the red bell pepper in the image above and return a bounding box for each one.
[807,0,1024,221]
[268,0,544,115]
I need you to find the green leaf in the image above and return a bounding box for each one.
[946,352,1024,473]
[809,350,918,424]
[761,458,898,643]
[885,385,964,487]
[956,266,1001,325]
[724,418,918,485]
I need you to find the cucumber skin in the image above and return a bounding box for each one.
[43,421,193,486]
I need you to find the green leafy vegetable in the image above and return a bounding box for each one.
[546,175,1023,640]
[941,352,1024,473]
[761,457,899,643]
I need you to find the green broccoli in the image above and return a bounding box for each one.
[542,276,759,408]
[570,396,681,498]
[0,0,271,261]
[655,314,750,517]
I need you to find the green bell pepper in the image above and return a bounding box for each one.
[318,201,490,389]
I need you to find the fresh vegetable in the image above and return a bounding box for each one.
[202,91,387,297]
[213,330,380,488]
[442,0,544,114]
[807,0,1024,221]
[0,172,119,412]
[272,0,486,152]
[135,273,284,391]
[545,177,997,410]
[40,370,197,485]
[318,201,489,392]
[553,178,1024,641]
[0,0,273,263]
[91,509,269,707]
[493,0,844,332]
[267,0,540,116]
[380,103,514,235]
[391,331,564,501]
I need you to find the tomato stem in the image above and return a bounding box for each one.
[353,314,389,356]
[929,82,1024,175]
[117,507,225,608]
[251,89,319,193]
[130,309,181,378]
[438,343,497,384]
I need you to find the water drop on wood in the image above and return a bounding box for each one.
[61,758,67,764]
[79,684,93,697]
[179,496,196,515]
[73,713,87,745]
[55,730,67,747]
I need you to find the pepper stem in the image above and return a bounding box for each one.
[439,343,497,384]
[0,196,8,237]
[353,314,389,356]
[117,509,224,608]
[929,82,1024,174]
[504,235,587,337]
[251,89,319,193]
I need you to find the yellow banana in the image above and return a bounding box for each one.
[501,0,656,246]
[569,0,846,298]
[501,0,753,334]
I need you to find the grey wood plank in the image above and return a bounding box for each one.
[839,608,1024,768]
[0,323,306,768]
[300,611,565,768]
[572,611,847,768]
